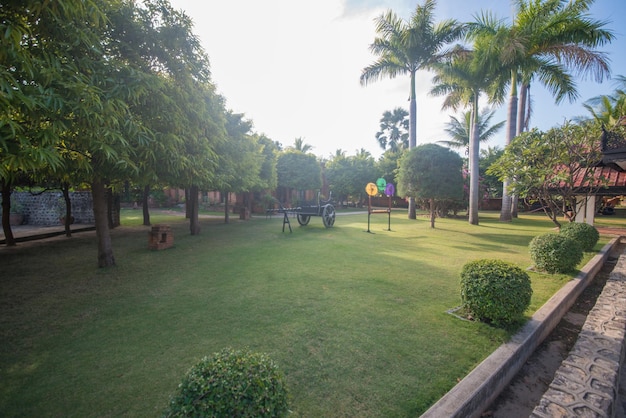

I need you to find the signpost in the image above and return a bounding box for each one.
[366,178,394,233]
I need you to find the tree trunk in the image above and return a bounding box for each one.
[61,182,72,237]
[429,198,435,228]
[511,83,529,219]
[92,179,115,268]
[468,98,480,225]
[408,70,417,220]
[185,188,191,219]
[106,189,120,229]
[1,180,16,246]
[142,184,150,226]
[189,185,200,235]
[517,83,530,135]
[500,72,518,222]
[223,191,230,224]
[246,192,253,216]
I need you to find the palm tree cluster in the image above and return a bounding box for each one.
[583,75,626,127]
[361,0,614,225]
[360,0,466,219]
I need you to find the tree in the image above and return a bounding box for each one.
[360,0,465,219]
[438,108,504,155]
[276,151,322,205]
[480,146,504,198]
[255,134,279,191]
[377,149,404,187]
[0,0,102,245]
[375,108,409,152]
[289,137,313,154]
[397,143,463,228]
[583,75,626,127]
[431,50,507,225]
[470,1,614,221]
[326,149,380,206]
[1,0,221,264]
[488,123,606,228]
[214,111,264,223]
[325,153,352,205]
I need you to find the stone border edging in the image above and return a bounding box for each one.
[531,249,626,417]
[421,237,621,418]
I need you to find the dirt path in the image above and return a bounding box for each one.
[483,243,625,417]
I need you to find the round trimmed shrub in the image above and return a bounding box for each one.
[460,259,532,325]
[560,222,599,252]
[529,233,583,274]
[164,348,289,417]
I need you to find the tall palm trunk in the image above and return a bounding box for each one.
[408,71,417,219]
[511,82,529,218]
[517,83,529,135]
[500,71,518,222]
[468,95,480,225]
[92,178,115,267]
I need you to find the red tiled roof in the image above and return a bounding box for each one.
[572,166,626,189]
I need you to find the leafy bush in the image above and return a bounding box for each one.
[529,233,583,274]
[164,348,289,418]
[460,259,532,326]
[560,222,599,252]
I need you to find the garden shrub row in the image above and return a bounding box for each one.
[460,222,599,326]
[529,222,599,274]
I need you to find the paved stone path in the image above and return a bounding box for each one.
[531,250,626,417]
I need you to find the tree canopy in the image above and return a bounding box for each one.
[361,0,466,219]
[488,123,606,227]
[397,143,463,227]
[0,0,258,264]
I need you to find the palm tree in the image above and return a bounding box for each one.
[431,51,507,225]
[438,108,505,155]
[360,0,465,219]
[290,137,313,153]
[583,75,626,127]
[355,148,372,159]
[470,0,614,221]
[375,107,409,152]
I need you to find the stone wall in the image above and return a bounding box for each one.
[3,191,95,226]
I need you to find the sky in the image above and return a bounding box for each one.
[168,0,626,160]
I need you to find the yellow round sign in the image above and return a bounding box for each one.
[365,182,378,196]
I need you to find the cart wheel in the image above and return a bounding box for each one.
[297,214,311,226]
[322,204,335,228]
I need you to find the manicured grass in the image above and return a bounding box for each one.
[0,210,610,417]
[593,207,626,229]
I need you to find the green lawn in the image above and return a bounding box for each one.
[0,210,610,417]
